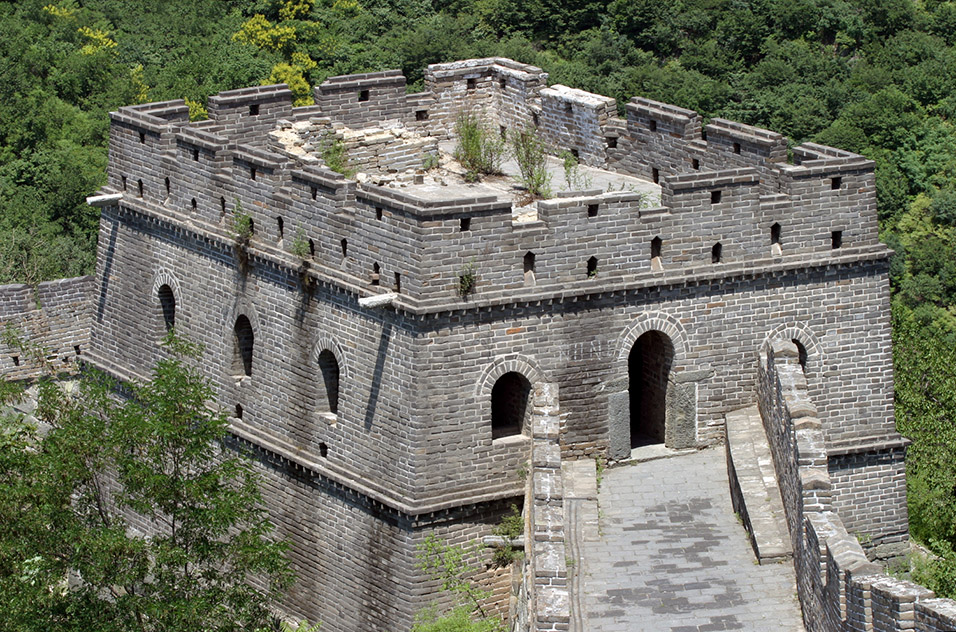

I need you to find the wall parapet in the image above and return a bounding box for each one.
[101,57,886,305]
[757,340,953,631]
[517,382,570,632]
[0,275,93,381]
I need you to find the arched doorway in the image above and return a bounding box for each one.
[491,371,532,440]
[628,330,674,448]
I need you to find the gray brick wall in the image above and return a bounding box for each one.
[7,57,909,630]
[0,276,93,380]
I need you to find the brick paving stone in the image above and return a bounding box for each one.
[581,448,805,632]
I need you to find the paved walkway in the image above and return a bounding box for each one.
[579,448,805,632]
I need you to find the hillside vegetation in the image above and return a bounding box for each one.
[3,0,956,592]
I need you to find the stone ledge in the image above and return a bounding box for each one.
[725,405,793,564]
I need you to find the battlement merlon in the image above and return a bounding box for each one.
[102,58,885,306]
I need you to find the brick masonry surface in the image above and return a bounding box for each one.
[0,57,911,630]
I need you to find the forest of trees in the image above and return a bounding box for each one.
[4,0,956,593]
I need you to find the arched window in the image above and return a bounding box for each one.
[711,243,722,264]
[233,315,254,377]
[318,350,340,415]
[771,222,782,255]
[491,372,531,439]
[158,284,176,331]
[587,256,598,277]
[523,252,535,286]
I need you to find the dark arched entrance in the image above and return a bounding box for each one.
[628,330,674,448]
[491,371,532,440]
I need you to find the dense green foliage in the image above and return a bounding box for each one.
[0,332,292,631]
[6,0,956,596]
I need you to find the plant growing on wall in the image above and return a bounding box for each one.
[510,126,551,200]
[490,504,524,567]
[457,260,477,298]
[290,229,314,293]
[422,152,440,171]
[453,111,505,182]
[414,535,504,632]
[320,132,355,178]
[291,229,310,260]
[561,150,592,191]
[232,201,254,273]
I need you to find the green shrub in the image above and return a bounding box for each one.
[457,261,476,298]
[491,504,524,567]
[232,203,254,246]
[561,150,592,191]
[320,132,355,177]
[290,229,310,259]
[423,152,440,170]
[411,606,501,632]
[510,126,551,199]
[453,112,505,181]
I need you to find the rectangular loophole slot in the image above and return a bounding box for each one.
[831,176,842,190]
[460,217,471,231]
[499,78,507,89]
[570,148,579,159]
[11,355,19,366]
[692,158,700,170]
[249,104,259,116]
[466,78,476,90]
[192,148,199,161]
[733,142,741,154]
[606,136,617,149]
[587,204,598,217]
[358,90,370,102]
[532,112,539,127]
[649,119,657,131]
[831,230,843,249]
[565,102,573,113]
[652,168,659,184]
[415,110,428,121]
[711,190,722,204]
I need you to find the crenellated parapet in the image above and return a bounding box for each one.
[81,58,903,631]
[99,59,889,311]
[755,341,941,632]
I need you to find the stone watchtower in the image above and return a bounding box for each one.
[82,58,906,630]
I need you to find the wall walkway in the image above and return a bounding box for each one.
[573,448,805,631]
